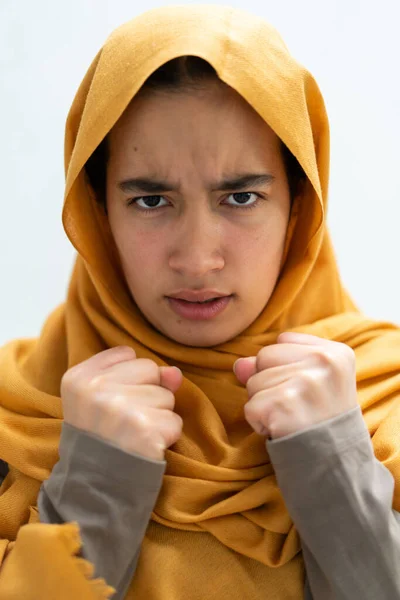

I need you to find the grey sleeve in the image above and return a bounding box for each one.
[37,421,166,600]
[266,405,400,600]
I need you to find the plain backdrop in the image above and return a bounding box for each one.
[1,0,399,347]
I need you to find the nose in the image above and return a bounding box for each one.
[168,206,225,277]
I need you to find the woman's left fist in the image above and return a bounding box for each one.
[233,332,358,440]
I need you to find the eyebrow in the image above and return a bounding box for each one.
[117,172,276,194]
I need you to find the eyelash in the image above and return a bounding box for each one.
[126,192,264,214]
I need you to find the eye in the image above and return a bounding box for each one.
[127,195,168,211]
[223,192,262,210]
[126,191,263,213]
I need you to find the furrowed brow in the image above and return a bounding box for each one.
[214,173,275,192]
[117,173,275,194]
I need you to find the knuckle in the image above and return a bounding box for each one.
[169,414,184,442]
[312,350,343,378]
[163,389,176,409]
[86,373,106,391]
[133,359,160,382]
[128,409,151,432]
[313,349,333,368]
[268,419,278,439]
[101,393,125,416]
[243,402,252,419]
[61,364,80,384]
[244,402,259,422]
[246,378,257,399]
[316,344,356,378]
[61,368,83,394]
[104,346,136,359]
[133,385,175,408]
[137,358,159,371]
[341,344,356,366]
[115,345,135,353]
[298,370,319,388]
[172,413,183,430]
[282,383,299,400]
[60,371,71,393]
[256,346,270,367]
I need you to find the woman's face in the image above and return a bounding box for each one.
[106,82,292,347]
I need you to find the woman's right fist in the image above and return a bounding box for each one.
[60,346,183,460]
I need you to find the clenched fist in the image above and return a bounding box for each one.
[61,346,183,460]
[234,332,358,440]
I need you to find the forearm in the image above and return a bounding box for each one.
[38,421,166,599]
[267,406,400,600]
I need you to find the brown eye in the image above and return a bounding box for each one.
[223,192,262,210]
[127,195,169,210]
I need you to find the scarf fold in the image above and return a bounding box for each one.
[1,5,400,599]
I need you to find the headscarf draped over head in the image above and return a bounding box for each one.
[1,4,400,599]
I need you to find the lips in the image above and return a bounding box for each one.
[167,295,232,320]
[181,298,216,304]
[168,290,230,302]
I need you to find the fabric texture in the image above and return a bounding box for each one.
[1,3,400,598]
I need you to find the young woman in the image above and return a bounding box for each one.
[1,4,400,599]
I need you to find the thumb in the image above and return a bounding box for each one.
[159,366,183,394]
[233,357,257,385]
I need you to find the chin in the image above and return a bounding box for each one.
[140,303,246,347]
[159,326,239,348]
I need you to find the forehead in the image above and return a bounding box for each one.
[107,86,283,175]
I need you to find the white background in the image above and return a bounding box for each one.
[1,0,399,347]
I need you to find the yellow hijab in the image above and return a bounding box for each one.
[1,4,400,599]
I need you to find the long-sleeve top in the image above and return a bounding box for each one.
[3,405,400,599]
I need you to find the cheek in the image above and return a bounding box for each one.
[115,225,165,284]
[231,221,286,275]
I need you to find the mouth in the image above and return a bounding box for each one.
[166,295,233,320]
[168,290,231,302]
[175,298,220,303]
